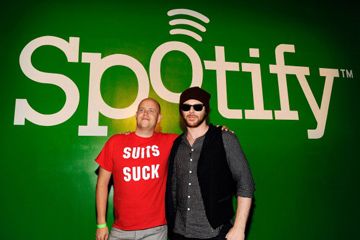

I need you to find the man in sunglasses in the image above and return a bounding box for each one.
[166,87,255,240]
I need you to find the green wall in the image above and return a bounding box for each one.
[1,0,359,239]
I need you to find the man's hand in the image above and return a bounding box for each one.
[225,226,245,240]
[96,226,109,240]
[217,125,235,134]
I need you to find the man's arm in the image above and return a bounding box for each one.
[96,167,112,240]
[222,131,255,240]
[226,196,252,240]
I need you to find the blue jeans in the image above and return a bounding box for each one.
[109,225,167,240]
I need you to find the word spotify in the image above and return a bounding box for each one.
[14,36,339,139]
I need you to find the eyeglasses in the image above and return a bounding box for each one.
[180,104,204,112]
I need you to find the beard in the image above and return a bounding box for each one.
[184,113,207,128]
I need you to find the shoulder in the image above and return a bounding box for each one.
[155,132,179,141]
[107,132,134,142]
[221,131,240,144]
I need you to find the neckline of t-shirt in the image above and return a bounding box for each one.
[132,132,158,140]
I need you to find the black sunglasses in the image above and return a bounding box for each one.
[180,104,204,112]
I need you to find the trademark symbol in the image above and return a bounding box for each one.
[339,69,353,79]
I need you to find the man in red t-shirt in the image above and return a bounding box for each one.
[95,98,177,240]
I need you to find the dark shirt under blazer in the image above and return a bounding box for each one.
[166,125,255,239]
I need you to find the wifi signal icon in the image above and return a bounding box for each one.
[167,8,210,42]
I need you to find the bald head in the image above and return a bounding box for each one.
[138,98,161,114]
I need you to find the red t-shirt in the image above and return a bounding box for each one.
[96,132,178,230]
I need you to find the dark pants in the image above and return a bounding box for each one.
[171,223,232,240]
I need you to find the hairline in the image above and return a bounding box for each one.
[138,98,161,113]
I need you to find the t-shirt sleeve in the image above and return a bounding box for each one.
[222,131,255,198]
[95,137,114,172]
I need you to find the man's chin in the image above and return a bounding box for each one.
[138,123,154,129]
[185,121,200,128]
[185,115,206,128]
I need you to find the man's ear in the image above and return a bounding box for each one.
[157,114,162,124]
